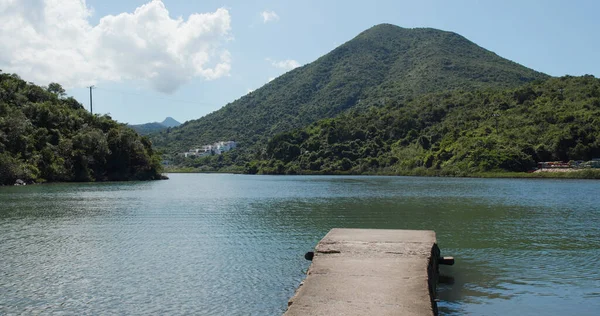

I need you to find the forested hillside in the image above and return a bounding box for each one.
[151,24,547,156]
[250,76,600,175]
[130,122,168,135]
[0,71,164,185]
[129,117,181,135]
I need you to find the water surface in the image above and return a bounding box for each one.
[1,174,599,315]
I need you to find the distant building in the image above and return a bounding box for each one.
[183,141,237,157]
[215,141,237,154]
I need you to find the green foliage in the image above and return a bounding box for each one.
[252,76,600,175]
[47,83,66,98]
[0,72,164,185]
[150,24,548,164]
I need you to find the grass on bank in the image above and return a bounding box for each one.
[165,165,600,179]
[164,166,244,174]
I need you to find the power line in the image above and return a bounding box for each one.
[94,87,214,105]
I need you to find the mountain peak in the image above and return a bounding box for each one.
[161,117,181,127]
[365,23,404,31]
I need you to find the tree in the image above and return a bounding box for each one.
[47,82,66,98]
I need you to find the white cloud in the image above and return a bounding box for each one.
[267,77,275,82]
[0,0,232,93]
[267,58,301,71]
[261,10,279,23]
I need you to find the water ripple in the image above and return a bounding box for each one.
[1,174,599,315]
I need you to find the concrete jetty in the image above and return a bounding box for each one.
[284,229,442,316]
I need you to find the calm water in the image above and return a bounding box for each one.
[1,174,599,315]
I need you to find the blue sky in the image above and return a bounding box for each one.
[1,0,599,124]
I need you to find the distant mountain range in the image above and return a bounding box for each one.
[150,23,547,156]
[129,117,181,135]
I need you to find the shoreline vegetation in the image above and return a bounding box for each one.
[6,174,169,187]
[164,167,600,179]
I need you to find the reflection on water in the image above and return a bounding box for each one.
[1,174,599,315]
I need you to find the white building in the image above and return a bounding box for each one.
[215,141,237,153]
[182,141,237,157]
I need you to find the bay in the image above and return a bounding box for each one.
[1,174,599,315]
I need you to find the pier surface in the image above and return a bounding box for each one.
[284,228,440,316]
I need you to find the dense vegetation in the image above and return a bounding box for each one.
[151,24,547,158]
[0,71,165,185]
[249,76,600,175]
[169,150,243,173]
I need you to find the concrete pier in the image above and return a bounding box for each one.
[284,229,441,316]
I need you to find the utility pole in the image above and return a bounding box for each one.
[88,85,95,114]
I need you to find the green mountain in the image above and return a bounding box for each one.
[130,122,167,135]
[252,76,600,175]
[129,117,181,135]
[150,24,548,158]
[0,72,165,185]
